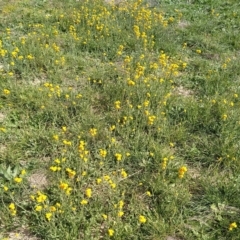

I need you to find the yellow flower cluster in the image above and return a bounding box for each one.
[178,166,188,179]
[139,215,147,223]
[89,128,97,137]
[9,203,16,216]
[66,168,76,178]
[229,222,237,231]
[115,153,122,161]
[79,140,89,162]
[99,149,107,158]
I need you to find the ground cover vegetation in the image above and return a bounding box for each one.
[0,0,240,239]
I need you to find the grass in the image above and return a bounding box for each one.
[0,0,240,239]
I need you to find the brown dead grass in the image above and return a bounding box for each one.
[28,171,48,189]
[7,228,40,240]
[0,112,6,122]
[174,86,193,97]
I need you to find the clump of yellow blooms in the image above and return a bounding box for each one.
[35,205,43,212]
[14,177,22,183]
[85,188,92,198]
[9,203,16,216]
[222,114,228,121]
[66,168,76,178]
[178,166,188,178]
[139,215,147,223]
[3,89,10,95]
[108,228,114,237]
[148,115,156,125]
[45,212,52,221]
[161,157,168,170]
[99,149,107,158]
[120,169,127,178]
[78,140,89,162]
[229,222,237,231]
[89,128,97,136]
[37,192,47,202]
[80,199,88,205]
[114,100,121,110]
[50,166,61,172]
[59,182,68,190]
[115,153,122,161]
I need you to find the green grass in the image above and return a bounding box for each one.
[0,0,240,239]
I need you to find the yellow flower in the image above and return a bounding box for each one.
[89,128,97,137]
[3,89,10,95]
[85,188,92,198]
[146,191,152,196]
[45,212,52,221]
[128,80,136,86]
[121,169,127,178]
[119,200,124,209]
[139,215,147,223]
[108,229,114,237]
[66,168,76,178]
[96,178,102,184]
[21,169,26,175]
[14,177,22,183]
[178,166,188,178]
[50,166,61,172]
[35,205,43,212]
[66,187,73,195]
[50,206,57,212]
[110,125,116,131]
[30,195,35,201]
[76,93,82,99]
[222,114,227,121]
[59,182,68,190]
[63,140,72,146]
[229,222,237,231]
[72,207,76,211]
[148,115,156,125]
[196,49,201,54]
[110,183,116,189]
[80,199,88,205]
[103,175,110,181]
[115,153,122,161]
[54,158,61,164]
[114,101,121,110]
[118,211,124,217]
[27,54,34,60]
[161,157,168,170]
[0,127,6,132]
[9,203,15,211]
[99,149,107,158]
[53,135,59,141]
[36,192,47,203]
[9,203,16,216]
[102,214,108,220]
[55,203,61,208]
